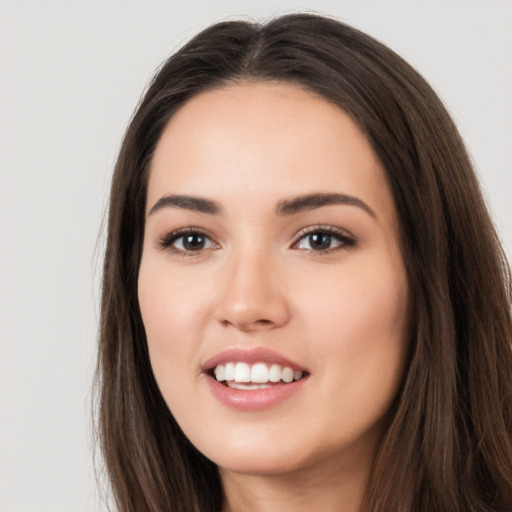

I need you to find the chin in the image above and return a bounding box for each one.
[215,452,309,477]
[197,434,334,478]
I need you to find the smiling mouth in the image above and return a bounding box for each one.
[211,362,307,390]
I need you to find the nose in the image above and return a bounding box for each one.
[214,251,290,332]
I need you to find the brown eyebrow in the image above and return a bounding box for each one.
[148,192,375,219]
[275,193,376,218]
[149,195,222,216]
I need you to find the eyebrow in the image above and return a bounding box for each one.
[276,193,376,218]
[149,194,222,216]
[148,192,376,218]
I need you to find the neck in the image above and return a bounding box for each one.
[220,452,370,512]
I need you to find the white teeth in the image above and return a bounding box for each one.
[213,361,305,385]
[282,367,294,383]
[251,363,269,383]
[233,362,251,383]
[214,365,224,381]
[224,362,235,381]
[227,382,272,390]
[268,364,282,383]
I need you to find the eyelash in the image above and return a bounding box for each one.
[291,225,356,254]
[157,225,356,256]
[158,227,219,255]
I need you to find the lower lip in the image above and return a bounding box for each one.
[203,374,307,411]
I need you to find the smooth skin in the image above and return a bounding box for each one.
[138,82,411,512]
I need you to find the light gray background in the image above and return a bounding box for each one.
[1,1,511,510]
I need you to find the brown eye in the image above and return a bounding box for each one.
[159,229,219,254]
[180,233,207,250]
[307,233,333,250]
[294,228,356,253]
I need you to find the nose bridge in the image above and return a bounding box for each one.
[214,243,289,331]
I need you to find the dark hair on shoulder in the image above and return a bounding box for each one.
[96,13,512,512]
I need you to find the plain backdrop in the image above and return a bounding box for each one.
[1,1,511,510]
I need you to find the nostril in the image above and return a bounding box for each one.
[255,319,272,325]
[220,317,275,330]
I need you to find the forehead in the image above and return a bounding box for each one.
[147,82,394,222]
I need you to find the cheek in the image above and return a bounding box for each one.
[302,254,410,398]
[137,260,208,385]
[306,254,408,328]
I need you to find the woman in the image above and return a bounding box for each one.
[97,13,512,512]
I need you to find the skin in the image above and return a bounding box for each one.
[138,82,411,512]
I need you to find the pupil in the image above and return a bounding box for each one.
[183,234,205,250]
[310,233,331,250]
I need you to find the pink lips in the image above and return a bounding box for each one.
[202,347,309,411]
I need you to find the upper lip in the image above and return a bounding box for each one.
[202,347,308,373]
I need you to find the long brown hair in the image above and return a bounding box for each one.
[96,13,512,511]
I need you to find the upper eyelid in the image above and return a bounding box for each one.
[157,226,219,248]
[292,224,355,241]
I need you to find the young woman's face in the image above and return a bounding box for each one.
[138,82,411,478]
